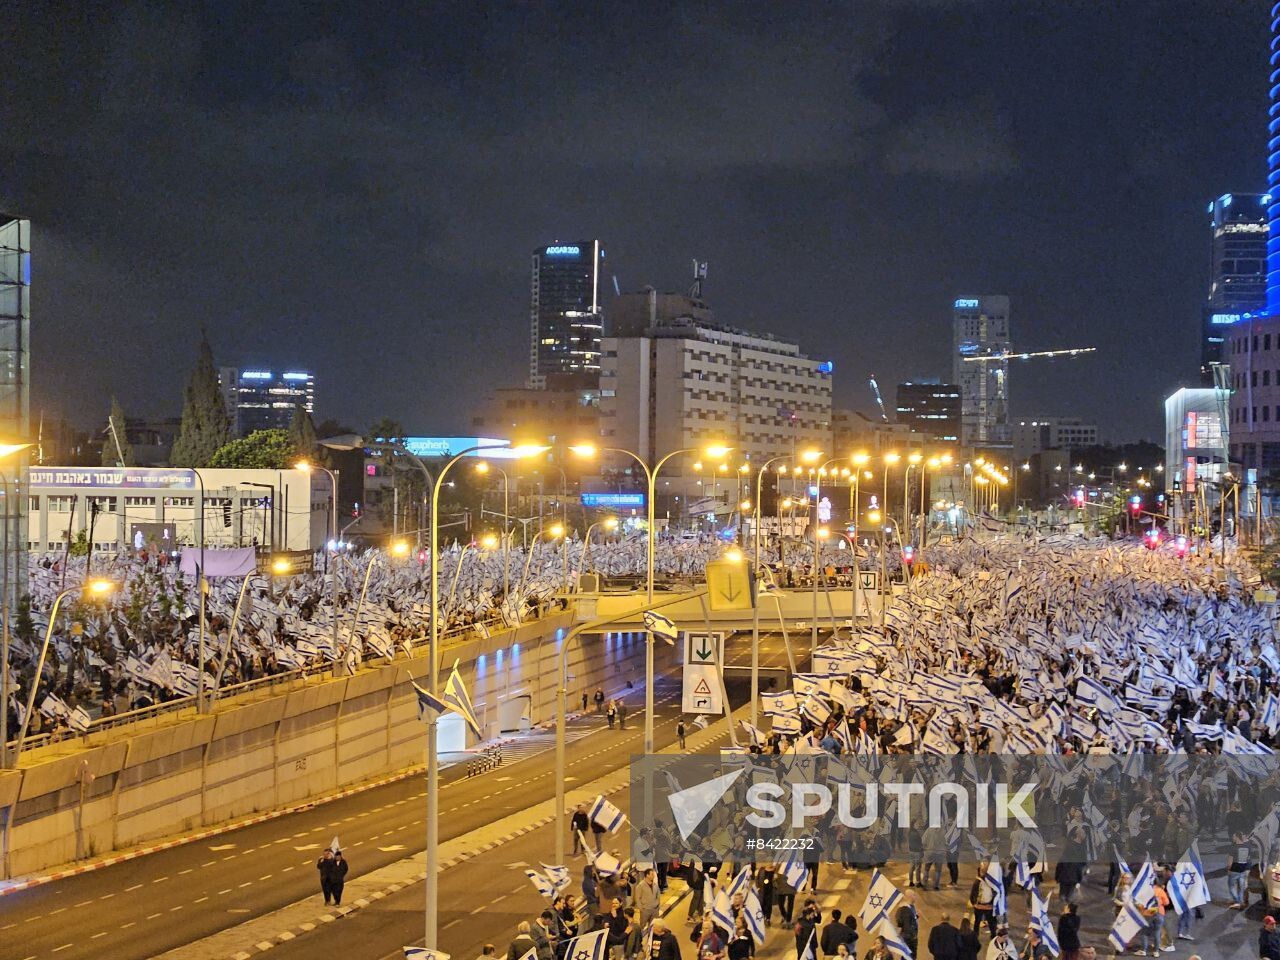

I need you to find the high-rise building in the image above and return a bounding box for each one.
[952,295,1011,447]
[599,291,831,502]
[529,241,606,390]
[1201,193,1268,381]
[218,367,315,435]
[0,216,29,603]
[894,380,961,444]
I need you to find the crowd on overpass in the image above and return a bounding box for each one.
[5,531,867,743]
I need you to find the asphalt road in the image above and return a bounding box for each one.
[1,632,798,960]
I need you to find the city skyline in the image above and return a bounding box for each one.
[1,2,1264,441]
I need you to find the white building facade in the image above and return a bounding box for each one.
[1012,416,1099,461]
[953,295,1011,447]
[27,466,327,555]
[599,317,832,498]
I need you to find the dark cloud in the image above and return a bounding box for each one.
[0,0,1264,441]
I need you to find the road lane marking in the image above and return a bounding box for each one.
[74,899,91,907]
[125,883,143,892]
[51,945,73,954]
[178,868,193,875]
[120,922,135,929]
[91,932,108,940]
[147,912,162,919]
[195,896,209,903]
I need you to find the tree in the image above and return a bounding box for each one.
[209,429,295,469]
[100,396,136,467]
[288,403,327,466]
[170,330,231,467]
[368,416,405,442]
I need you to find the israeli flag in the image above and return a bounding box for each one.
[404,949,452,960]
[560,929,608,960]
[1261,692,1280,735]
[643,610,679,644]
[725,865,753,900]
[1030,890,1060,957]
[412,680,448,723]
[867,913,914,960]
[761,691,799,718]
[779,846,809,890]
[541,863,572,892]
[591,850,623,877]
[589,795,626,833]
[743,886,767,944]
[800,694,832,727]
[799,928,818,960]
[740,720,766,746]
[711,884,735,934]
[857,868,903,930]
[526,868,557,899]
[443,662,482,738]
[1130,859,1156,909]
[983,860,1008,919]
[1108,901,1147,951]
[1166,844,1210,914]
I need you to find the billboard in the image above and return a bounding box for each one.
[581,492,645,508]
[398,437,518,460]
[1184,411,1223,451]
[30,467,196,489]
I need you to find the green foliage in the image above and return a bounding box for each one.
[368,416,404,442]
[68,529,90,557]
[170,331,231,467]
[101,396,136,466]
[209,429,295,469]
[288,403,327,466]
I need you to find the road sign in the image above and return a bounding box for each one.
[682,663,723,714]
[706,559,754,611]
[685,631,723,666]
[857,570,879,592]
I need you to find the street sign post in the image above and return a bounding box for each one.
[706,559,755,611]
[857,570,879,593]
[682,631,724,714]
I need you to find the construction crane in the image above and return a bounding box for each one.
[868,374,889,422]
[959,344,1096,431]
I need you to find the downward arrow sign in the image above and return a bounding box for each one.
[694,637,714,661]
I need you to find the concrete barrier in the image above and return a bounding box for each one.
[0,607,669,879]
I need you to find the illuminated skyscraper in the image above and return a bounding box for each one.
[0,216,29,607]
[952,295,1010,447]
[529,241,605,390]
[1200,193,1267,381]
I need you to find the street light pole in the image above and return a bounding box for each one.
[192,467,208,714]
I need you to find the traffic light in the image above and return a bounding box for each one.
[1143,527,1161,550]
[1128,495,1141,517]
[1072,488,1085,508]
[1174,535,1189,558]
[902,545,915,566]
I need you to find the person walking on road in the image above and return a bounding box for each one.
[317,847,349,906]
[572,804,591,856]
[617,700,628,729]
[635,867,660,929]
[650,919,683,960]
[595,688,605,714]
[677,720,687,749]
[607,701,617,729]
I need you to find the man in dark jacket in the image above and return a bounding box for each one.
[927,913,961,960]
[571,805,591,856]
[316,849,349,906]
[1056,904,1081,960]
[533,910,556,960]
[895,893,919,960]
[1260,916,1280,960]
[509,922,538,960]
[820,909,857,956]
[650,919,683,960]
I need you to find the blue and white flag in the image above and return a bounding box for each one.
[868,913,914,960]
[1166,844,1210,914]
[800,694,831,727]
[541,863,572,892]
[404,950,452,960]
[983,860,1008,919]
[1108,902,1147,951]
[1030,890,1060,957]
[643,610,679,644]
[561,929,608,960]
[857,868,903,930]
[589,795,626,833]
[443,662,482,738]
[589,849,623,877]
[740,720,766,746]
[799,928,818,960]
[1261,692,1280,736]
[526,868,557,899]
[711,885,735,934]
[1129,859,1156,909]
[725,865,753,900]
[412,680,449,723]
[743,886,767,945]
[779,846,809,890]
[761,691,799,718]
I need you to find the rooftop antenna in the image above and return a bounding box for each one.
[690,260,708,299]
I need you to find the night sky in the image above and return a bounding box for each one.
[0,1,1266,442]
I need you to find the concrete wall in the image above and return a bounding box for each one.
[0,608,666,879]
